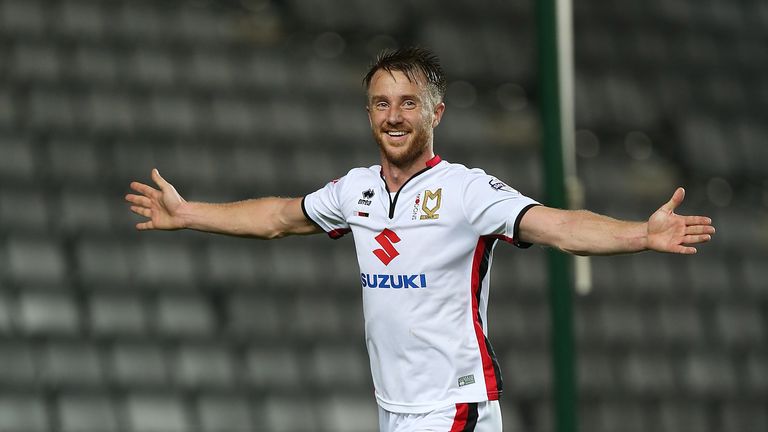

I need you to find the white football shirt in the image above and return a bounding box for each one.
[302,156,539,413]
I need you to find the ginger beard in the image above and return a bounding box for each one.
[371,111,433,168]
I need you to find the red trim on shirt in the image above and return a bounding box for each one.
[425,154,442,168]
[449,403,470,432]
[327,228,351,239]
[470,237,501,400]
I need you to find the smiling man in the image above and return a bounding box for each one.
[125,47,715,432]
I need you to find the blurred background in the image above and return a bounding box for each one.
[0,0,766,431]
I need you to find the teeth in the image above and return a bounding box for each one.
[387,131,407,136]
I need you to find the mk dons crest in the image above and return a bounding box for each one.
[420,188,442,220]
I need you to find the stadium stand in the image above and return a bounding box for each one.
[0,0,765,431]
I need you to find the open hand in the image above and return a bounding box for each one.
[125,169,187,230]
[646,187,715,254]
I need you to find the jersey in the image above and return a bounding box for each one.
[301,155,540,413]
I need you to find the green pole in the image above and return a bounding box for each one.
[535,1,578,432]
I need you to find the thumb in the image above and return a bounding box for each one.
[151,168,171,191]
[661,187,685,213]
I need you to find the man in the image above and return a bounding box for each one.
[125,47,714,431]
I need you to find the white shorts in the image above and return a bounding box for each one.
[378,401,502,432]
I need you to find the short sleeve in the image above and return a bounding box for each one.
[302,177,351,239]
[461,170,540,247]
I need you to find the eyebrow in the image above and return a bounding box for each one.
[369,94,423,103]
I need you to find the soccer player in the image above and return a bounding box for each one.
[125,47,714,431]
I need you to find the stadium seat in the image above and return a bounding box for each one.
[318,394,379,432]
[245,347,304,389]
[38,341,104,386]
[172,342,235,388]
[58,393,119,432]
[197,394,255,432]
[88,293,149,336]
[17,290,79,335]
[155,294,215,336]
[0,393,50,431]
[263,396,319,432]
[0,341,37,384]
[125,393,190,432]
[109,342,170,387]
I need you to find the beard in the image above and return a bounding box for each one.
[373,122,432,168]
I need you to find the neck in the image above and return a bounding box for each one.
[380,150,437,192]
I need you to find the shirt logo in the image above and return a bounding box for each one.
[489,178,511,192]
[358,188,375,206]
[458,374,476,387]
[373,228,400,265]
[420,188,442,220]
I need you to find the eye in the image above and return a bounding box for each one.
[375,101,389,110]
[402,100,417,109]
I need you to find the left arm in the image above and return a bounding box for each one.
[518,187,715,255]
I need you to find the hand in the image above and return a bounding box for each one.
[646,187,715,254]
[125,169,187,230]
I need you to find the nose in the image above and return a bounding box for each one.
[386,107,403,125]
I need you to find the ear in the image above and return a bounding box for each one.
[431,102,446,128]
[365,104,372,128]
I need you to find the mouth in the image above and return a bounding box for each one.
[384,130,409,141]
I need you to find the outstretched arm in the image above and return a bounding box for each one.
[519,187,715,255]
[125,169,321,239]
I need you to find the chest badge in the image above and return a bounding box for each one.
[358,188,375,206]
[420,188,442,220]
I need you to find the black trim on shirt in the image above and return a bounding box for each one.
[382,160,442,219]
[513,203,541,249]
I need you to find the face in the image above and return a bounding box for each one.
[366,69,445,168]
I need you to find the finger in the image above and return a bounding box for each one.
[136,221,154,230]
[130,181,160,198]
[683,234,712,244]
[125,193,152,207]
[685,225,716,235]
[661,187,685,212]
[684,215,712,226]
[130,205,152,218]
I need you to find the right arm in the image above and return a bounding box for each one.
[125,169,321,239]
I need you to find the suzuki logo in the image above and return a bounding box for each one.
[373,229,400,265]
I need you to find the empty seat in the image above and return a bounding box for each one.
[657,400,711,432]
[263,396,319,432]
[17,290,79,335]
[109,343,169,386]
[309,346,368,388]
[39,341,104,386]
[576,351,617,395]
[720,401,768,432]
[289,297,342,337]
[0,394,50,430]
[86,90,137,131]
[155,294,215,336]
[47,138,100,180]
[125,393,190,432]
[197,394,254,432]
[682,352,738,395]
[0,341,38,384]
[652,302,704,345]
[59,189,112,232]
[502,349,552,397]
[54,0,106,38]
[245,347,303,389]
[744,352,768,394]
[71,45,120,83]
[134,240,196,286]
[10,41,60,81]
[714,302,765,346]
[58,393,119,432]
[6,236,65,283]
[185,51,235,88]
[172,343,234,388]
[0,0,45,35]
[0,187,50,231]
[76,237,132,284]
[226,294,281,336]
[0,135,36,179]
[621,351,676,395]
[89,293,148,335]
[129,49,177,86]
[318,394,378,432]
